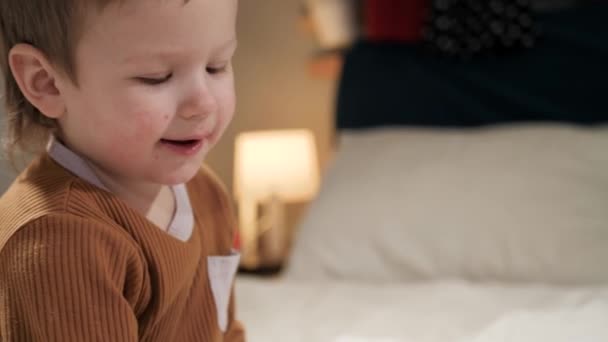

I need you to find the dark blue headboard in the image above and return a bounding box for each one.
[336,3,608,129]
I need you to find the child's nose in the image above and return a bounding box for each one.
[178,82,218,120]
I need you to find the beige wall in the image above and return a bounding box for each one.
[206,0,335,196]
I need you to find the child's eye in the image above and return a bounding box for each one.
[206,65,228,75]
[135,73,172,85]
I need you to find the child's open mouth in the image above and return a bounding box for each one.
[161,139,199,146]
[160,138,204,156]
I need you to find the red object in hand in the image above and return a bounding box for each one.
[364,0,429,42]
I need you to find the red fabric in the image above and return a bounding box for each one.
[364,0,429,42]
[233,228,241,250]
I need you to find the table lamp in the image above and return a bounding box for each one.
[234,129,320,269]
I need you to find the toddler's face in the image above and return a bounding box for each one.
[57,0,237,185]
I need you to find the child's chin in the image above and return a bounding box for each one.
[160,165,202,185]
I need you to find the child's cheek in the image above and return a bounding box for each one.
[218,95,236,137]
[103,109,165,165]
[106,134,138,162]
[129,109,167,142]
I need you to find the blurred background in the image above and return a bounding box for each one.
[211,0,608,272]
[206,0,337,247]
[206,0,336,190]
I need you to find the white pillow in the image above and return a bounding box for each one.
[286,124,608,285]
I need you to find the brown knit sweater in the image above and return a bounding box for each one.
[0,154,246,341]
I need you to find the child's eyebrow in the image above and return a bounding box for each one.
[122,38,238,65]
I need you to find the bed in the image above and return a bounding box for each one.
[235,4,608,342]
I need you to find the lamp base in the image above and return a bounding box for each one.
[256,195,286,265]
[238,262,284,276]
[237,195,287,271]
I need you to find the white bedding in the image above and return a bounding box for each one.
[236,124,608,342]
[236,276,608,342]
[288,125,608,284]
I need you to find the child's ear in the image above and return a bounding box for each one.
[8,43,67,119]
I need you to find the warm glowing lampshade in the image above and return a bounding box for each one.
[234,129,320,202]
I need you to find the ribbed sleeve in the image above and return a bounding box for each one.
[0,215,143,342]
